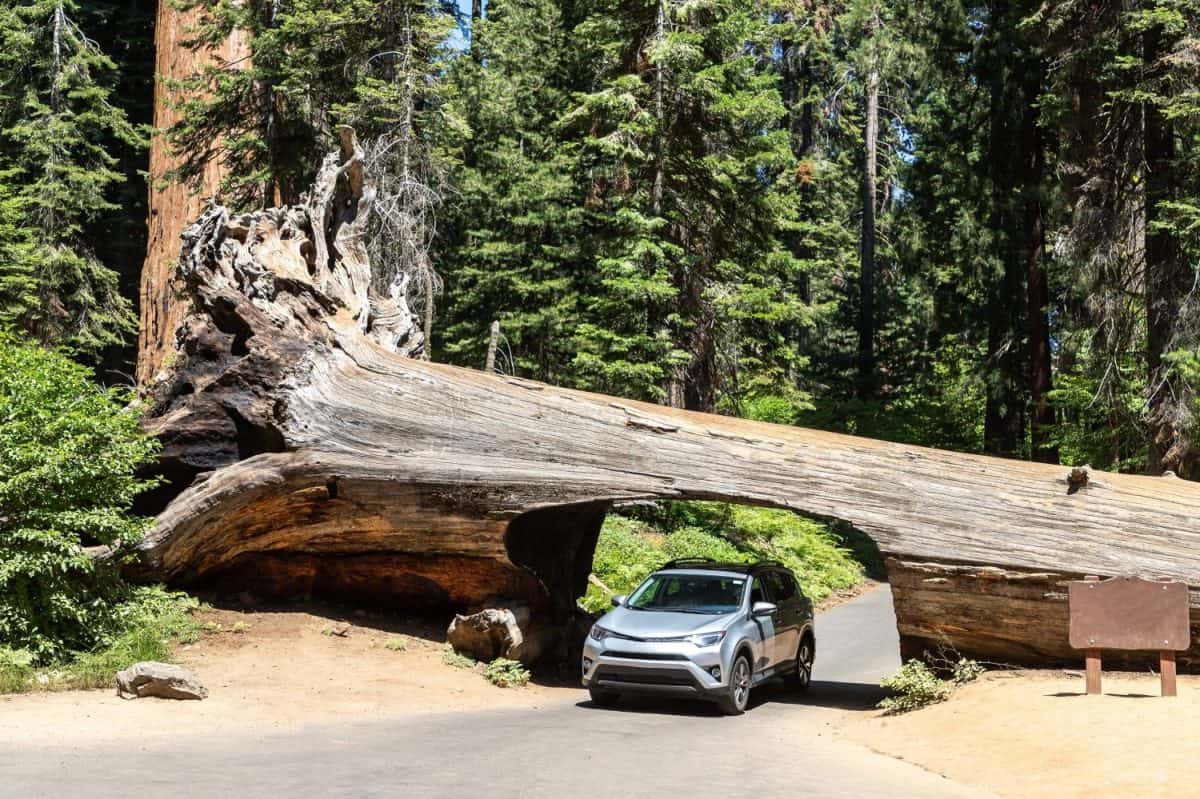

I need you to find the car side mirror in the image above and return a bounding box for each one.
[611,594,627,608]
[752,601,777,617]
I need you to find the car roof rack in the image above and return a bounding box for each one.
[659,558,784,572]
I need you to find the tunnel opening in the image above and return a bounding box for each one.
[578,500,884,614]
[503,496,888,672]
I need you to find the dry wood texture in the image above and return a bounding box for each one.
[137,134,1200,666]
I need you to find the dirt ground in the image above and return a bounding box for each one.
[834,669,1200,799]
[0,604,577,749]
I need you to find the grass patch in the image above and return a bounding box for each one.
[385,636,407,652]
[581,501,869,612]
[443,649,476,669]
[0,587,202,694]
[484,658,530,688]
[0,648,35,693]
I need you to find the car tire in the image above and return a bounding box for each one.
[589,687,621,707]
[789,635,814,692]
[716,653,752,715]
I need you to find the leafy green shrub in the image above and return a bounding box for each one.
[484,658,530,687]
[0,647,35,693]
[0,335,161,660]
[385,636,407,652]
[878,657,985,715]
[952,657,984,685]
[878,660,950,714]
[443,649,476,669]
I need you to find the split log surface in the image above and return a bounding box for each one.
[138,134,1200,667]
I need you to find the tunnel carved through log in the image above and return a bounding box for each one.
[134,132,1200,667]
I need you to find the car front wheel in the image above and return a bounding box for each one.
[717,654,752,715]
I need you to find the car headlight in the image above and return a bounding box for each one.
[590,624,610,642]
[686,631,726,647]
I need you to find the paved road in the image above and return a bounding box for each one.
[1,587,990,798]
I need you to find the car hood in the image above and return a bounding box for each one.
[598,606,739,639]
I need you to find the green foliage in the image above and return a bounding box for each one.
[0,334,160,660]
[878,660,950,714]
[952,658,985,685]
[877,657,984,714]
[484,657,530,688]
[0,647,35,693]
[384,636,407,652]
[0,0,139,354]
[61,587,200,689]
[580,501,866,613]
[171,0,459,209]
[443,649,476,669]
[0,586,201,694]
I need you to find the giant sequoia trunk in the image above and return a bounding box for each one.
[137,134,1200,668]
[137,0,250,385]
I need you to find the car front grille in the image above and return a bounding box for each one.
[600,650,690,661]
[593,666,699,688]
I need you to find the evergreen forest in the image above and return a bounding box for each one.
[3,0,1200,479]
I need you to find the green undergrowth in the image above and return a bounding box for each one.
[580,501,877,613]
[877,657,985,714]
[443,649,477,669]
[0,587,202,694]
[484,658,531,687]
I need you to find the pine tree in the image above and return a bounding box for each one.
[564,0,796,409]
[438,0,585,380]
[0,0,139,355]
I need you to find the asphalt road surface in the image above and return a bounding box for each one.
[1,587,992,798]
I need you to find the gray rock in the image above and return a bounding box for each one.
[116,662,208,700]
[447,603,555,664]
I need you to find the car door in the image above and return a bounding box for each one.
[765,570,801,665]
[748,575,778,671]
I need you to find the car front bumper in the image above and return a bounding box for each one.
[581,637,728,699]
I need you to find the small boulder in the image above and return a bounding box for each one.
[448,607,527,662]
[116,662,207,701]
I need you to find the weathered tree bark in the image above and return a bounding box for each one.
[137,135,1200,668]
[137,2,251,386]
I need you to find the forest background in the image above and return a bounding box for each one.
[2,0,1199,478]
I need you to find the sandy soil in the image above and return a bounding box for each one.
[0,604,578,749]
[835,669,1200,799]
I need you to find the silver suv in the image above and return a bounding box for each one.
[581,560,815,715]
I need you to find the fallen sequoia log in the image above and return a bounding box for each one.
[135,131,1200,668]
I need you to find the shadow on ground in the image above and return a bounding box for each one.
[195,593,457,646]
[575,678,888,717]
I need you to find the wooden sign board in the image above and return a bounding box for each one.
[1068,575,1190,697]
[1068,576,1190,651]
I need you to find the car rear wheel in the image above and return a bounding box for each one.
[716,654,752,715]
[589,687,621,707]
[789,635,814,692]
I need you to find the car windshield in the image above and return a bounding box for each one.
[626,573,746,614]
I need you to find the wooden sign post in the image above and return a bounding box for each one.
[1068,575,1190,697]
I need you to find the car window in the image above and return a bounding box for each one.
[750,576,769,605]
[766,571,795,602]
[627,574,747,614]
